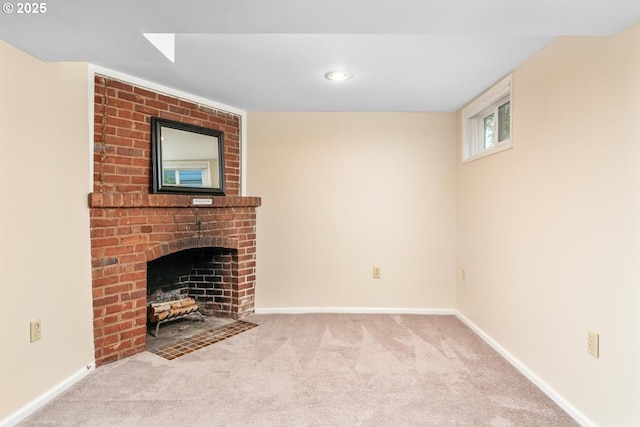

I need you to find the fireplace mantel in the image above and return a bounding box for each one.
[89,192,261,209]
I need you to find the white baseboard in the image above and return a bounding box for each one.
[1,362,95,427]
[454,312,596,427]
[254,307,455,315]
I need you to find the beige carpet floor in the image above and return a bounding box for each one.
[18,314,578,427]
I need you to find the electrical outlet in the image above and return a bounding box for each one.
[372,266,381,279]
[587,331,599,358]
[30,319,42,343]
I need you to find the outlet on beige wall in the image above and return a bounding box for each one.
[0,41,94,422]
[247,112,457,310]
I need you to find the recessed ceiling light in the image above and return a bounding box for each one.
[325,70,353,81]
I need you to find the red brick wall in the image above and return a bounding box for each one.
[90,76,259,366]
[94,76,241,195]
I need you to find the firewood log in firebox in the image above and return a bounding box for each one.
[148,297,199,323]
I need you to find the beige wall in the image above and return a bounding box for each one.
[0,42,94,422]
[456,24,640,426]
[247,113,457,310]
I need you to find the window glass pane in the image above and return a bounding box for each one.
[498,101,510,141]
[484,113,494,149]
[163,170,176,185]
[178,170,203,187]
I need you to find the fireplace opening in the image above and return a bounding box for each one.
[146,247,237,346]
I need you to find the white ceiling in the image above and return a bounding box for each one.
[1,0,639,112]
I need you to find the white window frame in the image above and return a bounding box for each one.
[163,160,211,187]
[462,75,512,163]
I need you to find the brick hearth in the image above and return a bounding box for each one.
[90,75,260,365]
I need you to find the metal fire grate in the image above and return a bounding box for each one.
[149,320,257,360]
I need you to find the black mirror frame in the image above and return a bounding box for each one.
[151,117,226,196]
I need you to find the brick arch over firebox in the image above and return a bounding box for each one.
[144,236,239,263]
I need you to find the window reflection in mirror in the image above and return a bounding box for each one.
[151,117,225,195]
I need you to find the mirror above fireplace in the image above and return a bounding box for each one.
[151,117,225,195]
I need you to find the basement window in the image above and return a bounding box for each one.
[462,75,512,162]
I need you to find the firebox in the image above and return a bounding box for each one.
[147,247,237,317]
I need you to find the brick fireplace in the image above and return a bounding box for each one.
[90,75,260,366]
